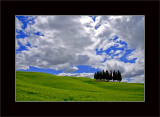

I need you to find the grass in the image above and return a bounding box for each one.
[16,71,144,101]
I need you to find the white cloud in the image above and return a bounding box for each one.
[114,50,122,55]
[16,39,20,49]
[16,17,23,50]
[18,38,28,46]
[96,16,144,50]
[128,75,144,83]
[100,58,144,79]
[58,72,94,79]
[16,17,23,31]
[63,66,78,73]
[110,50,114,54]
[16,15,145,83]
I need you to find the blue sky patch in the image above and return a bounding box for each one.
[73,65,100,73]
[16,45,28,52]
[95,36,137,63]
[95,48,105,55]
[17,66,63,75]
[89,16,96,22]
[34,32,44,36]
[16,16,36,29]
[95,24,101,29]
[16,30,28,39]
[113,36,119,41]
[119,49,137,63]
[116,40,128,48]
[16,42,31,51]
[126,78,132,82]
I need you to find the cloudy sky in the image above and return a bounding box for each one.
[16,15,145,83]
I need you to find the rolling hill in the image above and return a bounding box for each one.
[16,71,144,101]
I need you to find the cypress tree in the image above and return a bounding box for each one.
[109,70,112,80]
[117,70,122,82]
[113,70,116,81]
[96,72,97,79]
[100,71,103,80]
[97,71,100,80]
[117,70,120,81]
[115,71,118,81]
[102,70,106,80]
[106,70,109,81]
[94,70,122,81]
[119,71,122,82]
[97,71,99,80]
[94,72,97,80]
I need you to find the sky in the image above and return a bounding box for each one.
[16,15,145,83]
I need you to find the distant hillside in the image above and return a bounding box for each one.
[16,71,144,101]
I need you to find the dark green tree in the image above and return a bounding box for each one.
[119,71,122,82]
[94,70,122,81]
[94,73,96,79]
[109,70,112,80]
[102,70,106,80]
[105,70,109,81]
[115,71,118,81]
[97,71,99,80]
[100,71,103,80]
[117,70,120,81]
[117,70,122,82]
[113,70,116,81]
[94,72,97,80]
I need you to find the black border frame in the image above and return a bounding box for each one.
[1,0,160,116]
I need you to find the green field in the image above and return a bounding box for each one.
[16,71,144,101]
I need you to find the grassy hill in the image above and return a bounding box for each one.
[16,71,144,101]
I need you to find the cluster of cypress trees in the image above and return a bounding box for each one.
[94,70,122,82]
